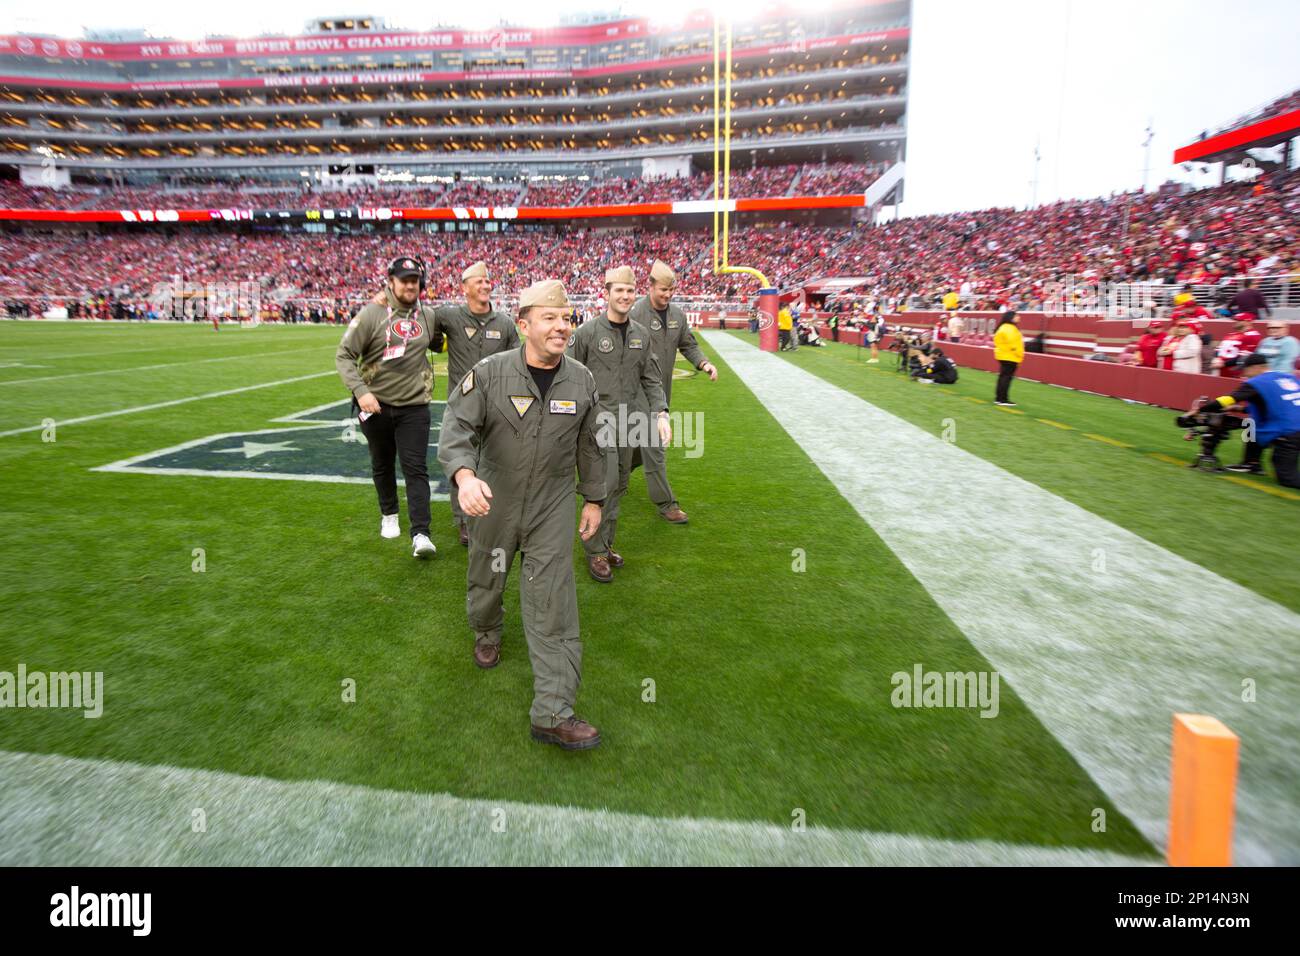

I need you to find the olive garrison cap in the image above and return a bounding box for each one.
[518,279,570,310]
[650,259,677,287]
[604,265,636,286]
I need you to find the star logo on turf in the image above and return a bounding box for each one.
[213,440,301,460]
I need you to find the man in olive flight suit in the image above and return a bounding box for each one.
[336,255,442,560]
[568,265,670,583]
[429,261,519,547]
[628,258,718,524]
[437,279,607,750]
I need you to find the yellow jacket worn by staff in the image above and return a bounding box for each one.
[994,322,1025,363]
[942,291,960,312]
[777,308,793,331]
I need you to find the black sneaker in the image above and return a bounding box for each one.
[1224,464,1263,474]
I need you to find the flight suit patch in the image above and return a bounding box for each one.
[549,399,577,415]
[510,395,535,417]
[465,327,477,338]
[650,319,662,331]
[667,319,680,329]
[485,329,502,340]
[598,338,614,353]
[461,370,475,394]
[628,338,644,349]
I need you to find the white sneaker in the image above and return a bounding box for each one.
[380,514,400,539]
[412,534,437,559]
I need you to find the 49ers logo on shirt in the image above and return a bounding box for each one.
[391,318,422,339]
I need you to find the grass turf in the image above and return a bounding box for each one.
[762,332,1300,614]
[0,321,1152,856]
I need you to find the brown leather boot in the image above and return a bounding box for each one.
[660,506,689,524]
[606,548,624,568]
[531,716,601,750]
[473,637,500,669]
[458,521,469,547]
[587,554,613,583]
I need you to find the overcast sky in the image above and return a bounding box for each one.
[1,0,1296,215]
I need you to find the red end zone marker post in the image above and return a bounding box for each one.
[1167,713,1240,867]
[757,288,780,352]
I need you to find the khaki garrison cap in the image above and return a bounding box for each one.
[518,279,570,310]
[650,259,677,287]
[461,261,489,281]
[604,265,636,286]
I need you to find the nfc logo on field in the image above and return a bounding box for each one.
[91,400,450,497]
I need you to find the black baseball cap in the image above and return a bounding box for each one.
[387,256,423,279]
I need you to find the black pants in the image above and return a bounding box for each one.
[1271,432,1300,488]
[779,329,791,349]
[996,361,1019,403]
[358,400,431,538]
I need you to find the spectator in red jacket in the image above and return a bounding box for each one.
[1135,322,1167,368]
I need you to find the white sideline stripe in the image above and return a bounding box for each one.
[0,371,335,438]
[0,346,326,385]
[704,331,1300,867]
[0,750,1154,867]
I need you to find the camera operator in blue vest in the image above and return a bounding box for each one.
[1193,352,1300,488]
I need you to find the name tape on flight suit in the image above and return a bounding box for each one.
[550,400,576,415]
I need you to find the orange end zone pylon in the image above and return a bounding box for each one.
[1167,713,1239,867]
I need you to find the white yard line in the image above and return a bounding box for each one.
[0,346,326,386]
[704,331,1300,866]
[0,371,335,438]
[0,749,1154,867]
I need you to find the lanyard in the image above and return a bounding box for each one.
[382,307,416,349]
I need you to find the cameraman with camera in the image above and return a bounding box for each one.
[1184,353,1300,488]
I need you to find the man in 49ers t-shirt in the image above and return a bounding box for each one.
[1212,314,1263,378]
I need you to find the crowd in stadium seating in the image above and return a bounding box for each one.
[581,173,711,205]
[439,183,521,206]
[3,167,1295,333]
[802,167,1300,312]
[0,161,884,212]
[517,180,591,206]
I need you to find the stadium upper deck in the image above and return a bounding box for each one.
[0,1,909,175]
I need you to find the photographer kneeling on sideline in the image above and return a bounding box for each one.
[1193,353,1300,488]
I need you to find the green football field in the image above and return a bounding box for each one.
[1,320,1296,865]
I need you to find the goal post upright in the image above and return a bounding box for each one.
[712,12,778,352]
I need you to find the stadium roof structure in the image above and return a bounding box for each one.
[1173,105,1300,166]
